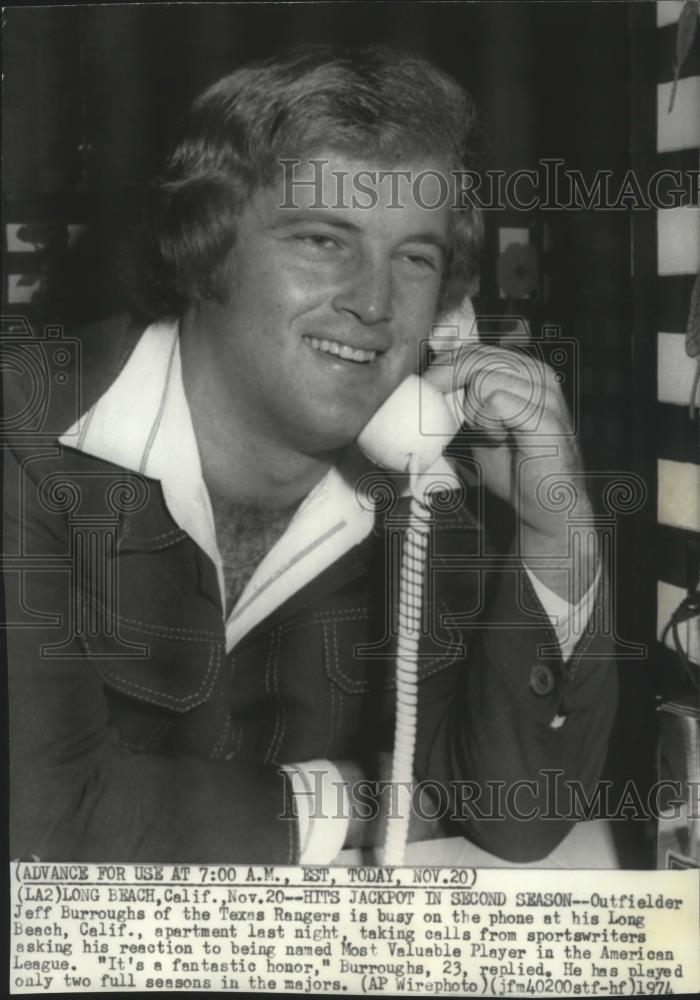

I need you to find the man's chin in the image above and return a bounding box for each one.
[299,427,363,458]
[289,411,369,458]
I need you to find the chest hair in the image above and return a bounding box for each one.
[209,493,297,615]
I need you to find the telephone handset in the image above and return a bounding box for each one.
[356,317,470,864]
[357,373,458,476]
[357,292,475,474]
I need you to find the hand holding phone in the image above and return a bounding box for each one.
[356,294,476,475]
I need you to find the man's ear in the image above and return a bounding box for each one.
[431,293,477,351]
[423,294,477,394]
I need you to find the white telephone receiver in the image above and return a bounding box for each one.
[357,372,458,476]
[355,299,474,864]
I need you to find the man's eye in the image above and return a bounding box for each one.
[296,234,340,251]
[401,253,439,271]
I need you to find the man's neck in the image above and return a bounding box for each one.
[179,310,333,508]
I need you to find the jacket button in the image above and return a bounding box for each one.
[529,664,557,696]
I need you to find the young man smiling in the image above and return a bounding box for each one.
[5,46,616,864]
[181,153,451,508]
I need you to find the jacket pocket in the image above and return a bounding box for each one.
[78,591,224,713]
[322,599,465,693]
[319,608,378,695]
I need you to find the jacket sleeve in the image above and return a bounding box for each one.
[414,535,618,863]
[5,445,298,864]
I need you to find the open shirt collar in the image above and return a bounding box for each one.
[58,319,378,650]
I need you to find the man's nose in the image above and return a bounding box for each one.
[332,253,393,326]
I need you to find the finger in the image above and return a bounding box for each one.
[447,385,511,444]
[424,342,513,394]
[468,368,567,421]
[439,387,502,441]
[455,343,556,392]
[461,381,568,438]
[426,341,570,430]
[458,349,569,420]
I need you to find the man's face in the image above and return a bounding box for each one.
[191,152,452,455]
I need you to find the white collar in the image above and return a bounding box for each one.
[59,319,376,650]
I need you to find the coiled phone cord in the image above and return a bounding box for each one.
[383,456,432,866]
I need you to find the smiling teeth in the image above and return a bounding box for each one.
[305,336,377,363]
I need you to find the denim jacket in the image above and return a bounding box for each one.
[4,314,618,863]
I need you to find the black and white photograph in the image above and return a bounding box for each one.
[3,1,700,994]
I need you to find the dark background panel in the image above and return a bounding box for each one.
[4,1,683,867]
